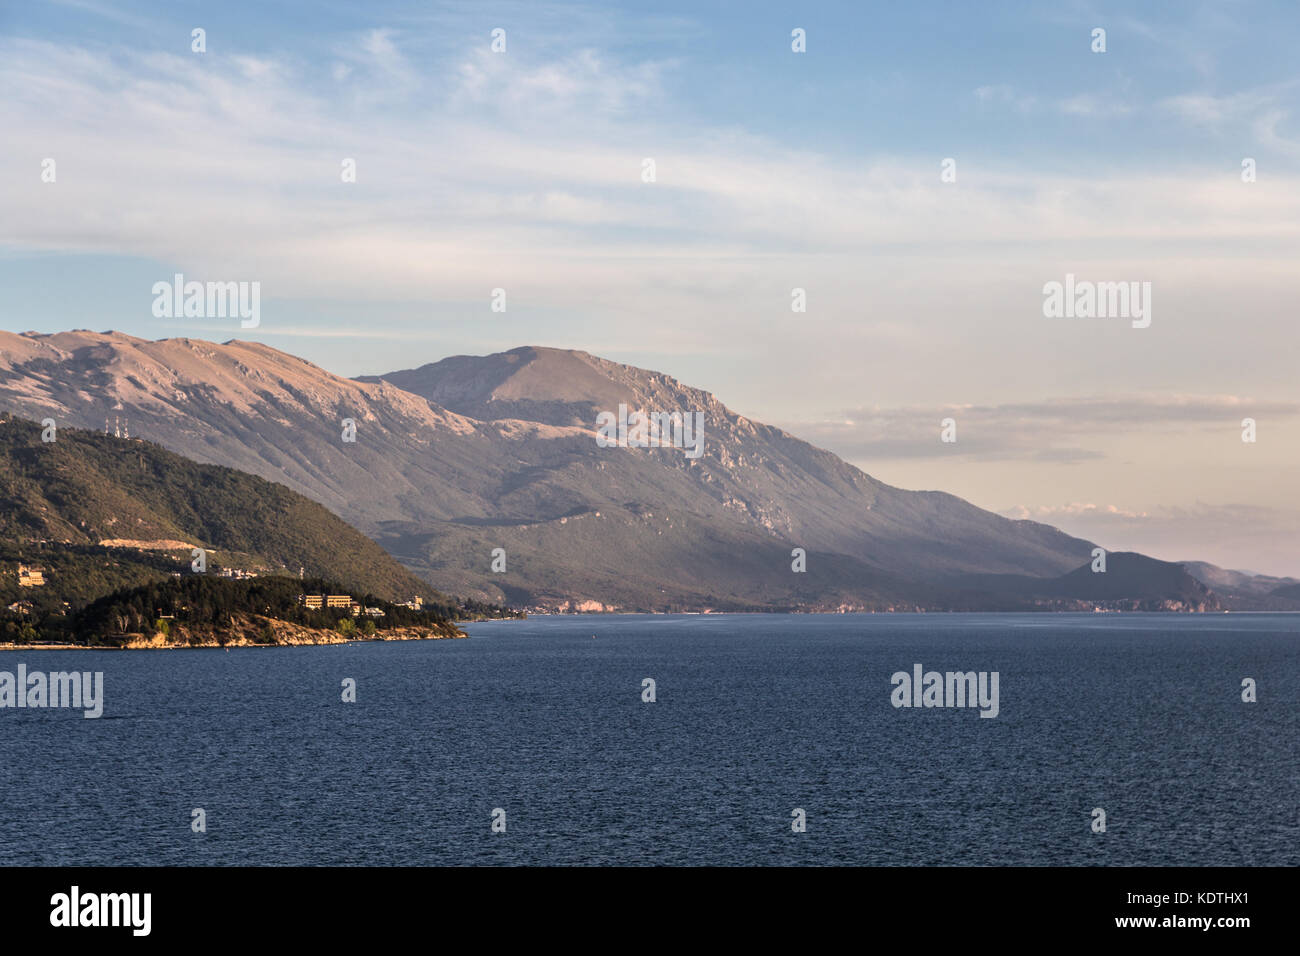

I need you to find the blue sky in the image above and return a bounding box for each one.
[10,0,1300,169]
[2,0,1299,573]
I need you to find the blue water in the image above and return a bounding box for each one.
[0,613,1295,865]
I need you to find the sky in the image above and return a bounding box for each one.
[2,0,1298,575]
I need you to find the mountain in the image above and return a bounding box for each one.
[0,330,1217,611]
[950,552,1220,611]
[1181,560,1297,594]
[1180,560,1300,610]
[0,414,436,609]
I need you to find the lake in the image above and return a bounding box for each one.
[0,613,1295,865]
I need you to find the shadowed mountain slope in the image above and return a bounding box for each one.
[0,415,439,612]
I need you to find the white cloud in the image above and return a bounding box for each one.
[973,84,1037,112]
[1000,501,1300,578]
[0,35,1297,330]
[1058,94,1133,117]
[1253,109,1300,158]
[1003,502,1148,521]
[1160,82,1300,156]
[781,395,1300,462]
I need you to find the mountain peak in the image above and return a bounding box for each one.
[361,345,700,426]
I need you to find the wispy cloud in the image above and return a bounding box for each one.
[973,84,1037,112]
[1058,93,1134,117]
[1000,500,1300,575]
[1003,502,1148,521]
[783,395,1300,462]
[1160,80,1300,155]
[4,35,1299,312]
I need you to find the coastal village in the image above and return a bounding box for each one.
[5,559,428,624]
[295,591,425,616]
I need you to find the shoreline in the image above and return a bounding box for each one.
[0,629,466,651]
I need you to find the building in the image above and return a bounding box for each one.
[17,566,45,587]
[299,594,353,611]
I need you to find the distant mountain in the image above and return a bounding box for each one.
[1181,560,1300,610]
[0,330,1223,611]
[1265,582,1300,604]
[951,553,1220,611]
[0,414,436,609]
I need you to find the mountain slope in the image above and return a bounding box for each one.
[950,552,1220,611]
[0,414,435,605]
[1180,560,1300,610]
[0,330,1209,611]
[362,345,1099,605]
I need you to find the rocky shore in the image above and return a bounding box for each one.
[1,613,465,649]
